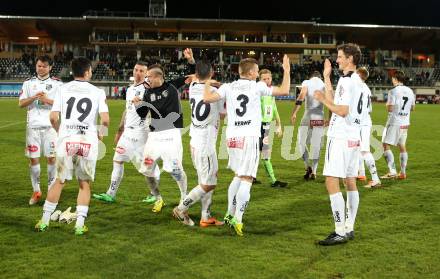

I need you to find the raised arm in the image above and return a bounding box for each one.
[272,55,291,96]
[203,80,222,103]
[169,48,196,88]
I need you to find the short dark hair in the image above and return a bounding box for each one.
[135,61,148,67]
[392,70,406,83]
[148,64,164,76]
[36,55,53,66]
[195,60,212,80]
[310,71,322,79]
[71,57,92,78]
[337,43,362,66]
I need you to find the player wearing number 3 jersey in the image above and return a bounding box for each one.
[35,57,110,235]
[203,56,290,236]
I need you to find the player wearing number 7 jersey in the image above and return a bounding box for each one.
[35,58,110,235]
[203,55,290,236]
[381,70,415,180]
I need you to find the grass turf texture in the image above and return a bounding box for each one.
[0,99,439,279]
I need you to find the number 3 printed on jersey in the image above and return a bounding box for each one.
[236,94,249,117]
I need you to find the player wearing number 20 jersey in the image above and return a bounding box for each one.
[203,56,290,236]
[36,58,109,235]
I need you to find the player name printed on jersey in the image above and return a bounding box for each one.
[387,85,415,126]
[218,79,273,138]
[125,83,149,131]
[19,77,63,128]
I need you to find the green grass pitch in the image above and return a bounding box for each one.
[0,99,439,278]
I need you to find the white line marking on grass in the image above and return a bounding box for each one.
[0,121,25,129]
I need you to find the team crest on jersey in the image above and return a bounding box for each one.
[46,84,52,91]
[135,90,141,96]
[162,90,168,98]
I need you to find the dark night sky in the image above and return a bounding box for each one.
[1,0,440,27]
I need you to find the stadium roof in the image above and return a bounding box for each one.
[1,15,440,51]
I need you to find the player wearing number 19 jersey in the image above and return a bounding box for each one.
[381,71,415,180]
[173,60,224,227]
[35,58,109,235]
[203,56,290,236]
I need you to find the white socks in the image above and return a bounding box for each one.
[363,153,380,182]
[227,177,241,215]
[30,164,41,192]
[345,191,359,233]
[47,163,56,190]
[384,150,397,174]
[201,190,213,220]
[329,192,345,236]
[42,200,57,225]
[312,159,319,174]
[234,181,252,223]
[107,162,124,198]
[302,150,310,169]
[75,205,89,228]
[358,157,366,177]
[171,170,187,202]
[400,152,408,174]
[178,185,205,211]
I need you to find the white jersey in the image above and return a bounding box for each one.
[218,79,272,138]
[189,82,223,148]
[124,83,149,132]
[302,77,325,118]
[52,80,109,138]
[360,82,373,127]
[327,72,364,140]
[386,85,415,126]
[19,76,63,128]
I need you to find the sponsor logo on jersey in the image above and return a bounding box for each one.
[234,120,252,127]
[310,120,324,127]
[347,140,360,148]
[144,157,154,165]
[27,145,39,152]
[227,137,245,149]
[65,142,91,157]
[150,94,156,102]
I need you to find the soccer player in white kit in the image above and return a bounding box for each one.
[203,55,290,236]
[35,58,109,235]
[291,71,326,180]
[381,70,415,180]
[173,60,225,227]
[19,55,63,205]
[355,67,382,188]
[313,44,365,245]
[93,62,160,203]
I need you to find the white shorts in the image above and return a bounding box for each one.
[227,136,260,178]
[25,127,57,158]
[323,137,360,179]
[296,121,325,160]
[382,125,408,146]
[113,129,148,170]
[55,135,99,182]
[139,129,183,176]
[191,145,218,185]
[360,126,371,152]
